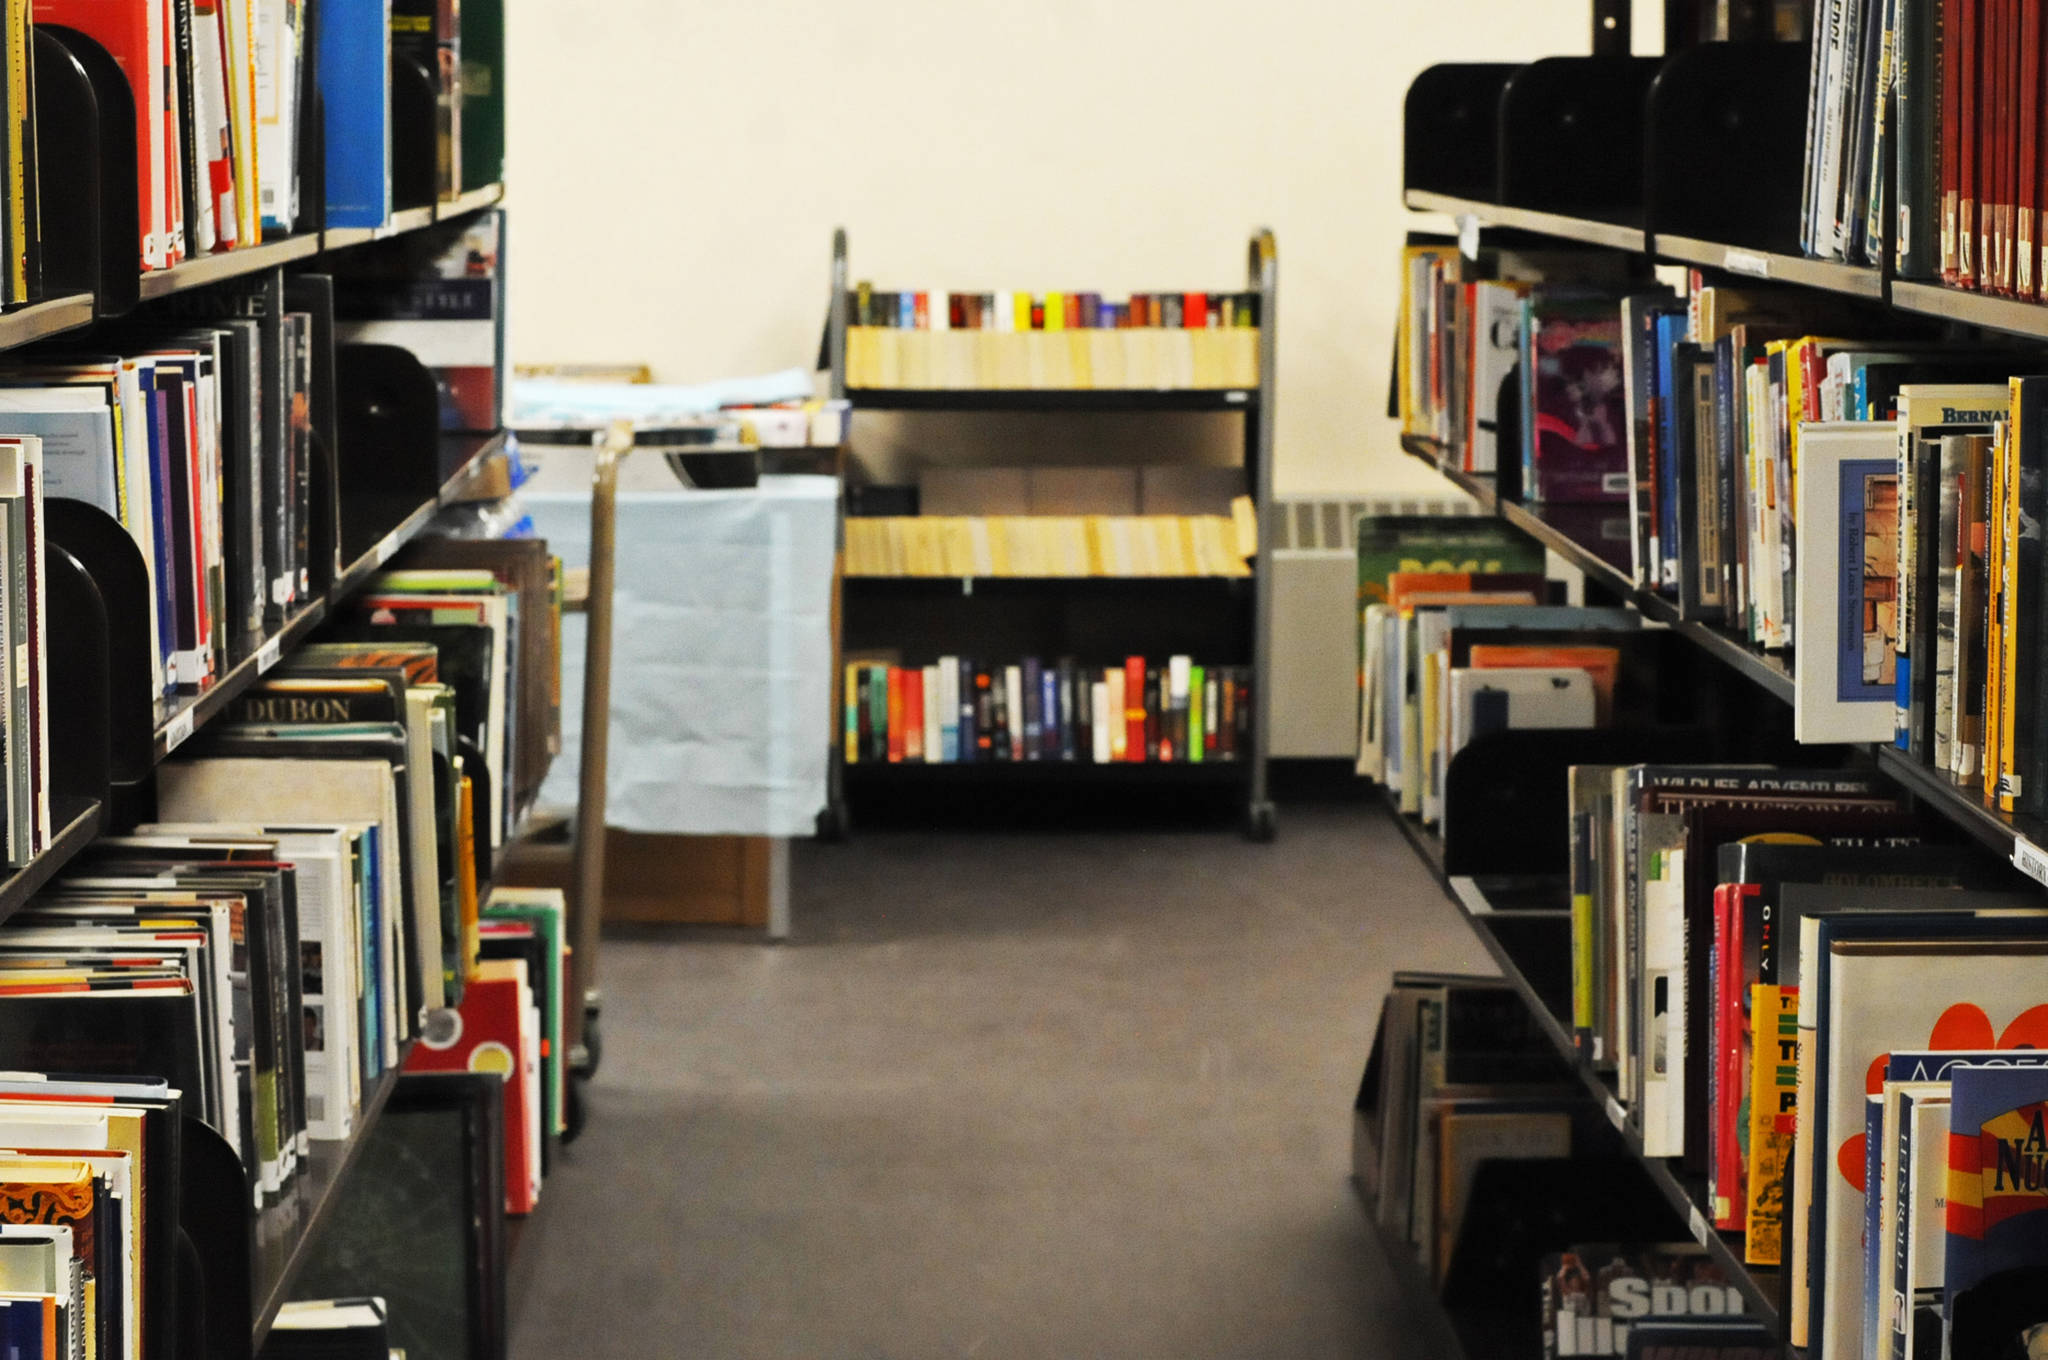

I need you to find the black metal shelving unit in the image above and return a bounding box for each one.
[825,228,1280,838]
[0,181,519,1352]
[1380,12,2048,1350]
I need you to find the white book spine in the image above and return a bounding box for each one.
[1090,682,1110,763]
[936,656,959,762]
[929,291,948,331]
[994,292,1015,334]
[1640,846,1687,1157]
[1004,666,1023,760]
[921,665,941,763]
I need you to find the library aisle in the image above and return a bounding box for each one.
[505,805,1486,1356]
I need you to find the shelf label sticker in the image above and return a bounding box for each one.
[1605,1096,1626,1132]
[1688,1205,1711,1247]
[2012,835,2048,888]
[1724,248,1772,279]
[1224,390,1249,404]
[257,637,282,673]
[164,710,194,753]
[1457,213,1482,261]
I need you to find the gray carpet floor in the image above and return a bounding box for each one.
[506,802,1495,1359]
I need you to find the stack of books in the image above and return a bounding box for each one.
[844,285,1259,390]
[844,655,1250,766]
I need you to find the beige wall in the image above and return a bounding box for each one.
[504,0,1640,498]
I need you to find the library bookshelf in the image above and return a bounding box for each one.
[0,186,527,1350]
[1376,6,2048,1350]
[824,229,1280,838]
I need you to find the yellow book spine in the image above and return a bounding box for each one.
[1742,984,1799,1267]
[844,663,861,762]
[1986,420,2011,800]
[1998,408,2024,807]
[1013,293,1033,331]
[1043,292,1065,331]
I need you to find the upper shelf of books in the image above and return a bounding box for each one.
[9,0,504,336]
[1404,35,2048,339]
[828,229,1278,402]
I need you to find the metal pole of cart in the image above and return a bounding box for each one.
[565,418,628,1083]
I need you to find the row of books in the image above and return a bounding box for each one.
[841,327,1261,392]
[1396,239,1640,498]
[1808,0,2048,300]
[842,509,1256,579]
[8,279,330,708]
[25,0,502,285]
[842,656,1250,766]
[1355,972,1773,1358]
[1555,759,2048,1360]
[849,287,1260,332]
[1354,517,1634,830]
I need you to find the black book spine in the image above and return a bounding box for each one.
[973,668,993,761]
[1908,433,1943,758]
[2026,382,2048,815]
[1145,667,1161,761]
[170,0,201,257]
[1061,659,1082,761]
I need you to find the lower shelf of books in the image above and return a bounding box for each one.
[844,758,1248,784]
[1364,795,1788,1354]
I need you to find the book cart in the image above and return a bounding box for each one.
[1373,2,2048,1354]
[823,228,1280,838]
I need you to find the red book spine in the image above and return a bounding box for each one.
[35,0,159,269]
[974,670,993,758]
[1711,882,1748,1232]
[886,668,906,763]
[1944,0,1966,280]
[2022,0,2043,299]
[1960,0,1982,287]
[1182,291,1207,329]
[904,671,924,761]
[1122,655,1145,762]
[1029,298,1045,330]
[1993,0,2016,292]
[912,292,930,328]
[949,293,967,329]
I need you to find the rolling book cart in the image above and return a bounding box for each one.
[1371,2,2048,1353]
[823,228,1280,839]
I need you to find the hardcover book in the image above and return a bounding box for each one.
[1539,1243,1746,1359]
[1944,1062,2048,1358]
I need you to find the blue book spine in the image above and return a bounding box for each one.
[1040,667,1059,760]
[1653,312,1689,591]
[319,0,393,227]
[1021,658,1041,759]
[360,824,384,1077]
[1863,1094,1885,1356]
[958,658,976,762]
[142,380,179,692]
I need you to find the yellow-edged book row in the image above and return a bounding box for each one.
[845,499,1259,579]
[843,327,1259,392]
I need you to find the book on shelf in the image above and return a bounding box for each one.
[1540,1245,1749,1359]
[1354,973,1581,1285]
[843,654,1247,768]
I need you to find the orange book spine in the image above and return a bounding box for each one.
[887,668,906,763]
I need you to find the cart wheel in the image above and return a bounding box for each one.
[815,799,851,842]
[564,1073,589,1144]
[1244,801,1277,843]
[581,1007,604,1078]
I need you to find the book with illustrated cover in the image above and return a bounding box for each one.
[1944,1062,2048,1358]
[1519,293,1630,504]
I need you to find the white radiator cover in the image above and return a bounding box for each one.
[1267,495,1480,758]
